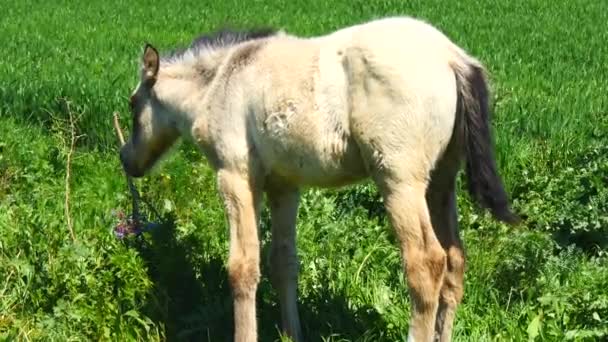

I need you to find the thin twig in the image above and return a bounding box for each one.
[112,112,142,220]
[64,101,78,242]
[112,112,126,145]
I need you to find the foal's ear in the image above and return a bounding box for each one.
[142,43,159,82]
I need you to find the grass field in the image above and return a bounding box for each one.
[1,0,607,341]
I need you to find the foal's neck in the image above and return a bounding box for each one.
[156,48,231,139]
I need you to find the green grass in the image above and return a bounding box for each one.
[1,0,607,341]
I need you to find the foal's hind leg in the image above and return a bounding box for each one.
[376,176,447,342]
[266,181,303,342]
[427,174,464,342]
[426,137,466,342]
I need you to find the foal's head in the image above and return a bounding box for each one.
[120,44,179,178]
[120,29,278,177]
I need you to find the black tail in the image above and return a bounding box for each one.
[454,61,520,224]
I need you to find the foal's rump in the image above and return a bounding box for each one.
[334,16,518,223]
[337,17,464,180]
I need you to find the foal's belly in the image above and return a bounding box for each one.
[255,113,368,188]
[270,142,368,187]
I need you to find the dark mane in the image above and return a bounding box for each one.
[190,27,277,50]
[161,27,277,63]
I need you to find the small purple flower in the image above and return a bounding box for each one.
[112,208,161,239]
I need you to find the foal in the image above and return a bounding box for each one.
[119,16,518,342]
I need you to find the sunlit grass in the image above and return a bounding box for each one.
[1,0,607,340]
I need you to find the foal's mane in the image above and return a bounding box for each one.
[160,27,278,65]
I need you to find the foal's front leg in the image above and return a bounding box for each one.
[266,183,302,341]
[217,169,263,342]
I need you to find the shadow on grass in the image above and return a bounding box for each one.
[551,230,608,256]
[296,291,389,341]
[126,213,232,341]
[124,213,391,341]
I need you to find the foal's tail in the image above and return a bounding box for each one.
[452,55,520,225]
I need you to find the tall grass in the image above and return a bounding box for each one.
[1,0,607,340]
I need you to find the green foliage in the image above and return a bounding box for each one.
[0,118,159,340]
[532,248,608,340]
[1,0,607,341]
[513,141,608,235]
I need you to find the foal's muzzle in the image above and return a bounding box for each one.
[119,146,145,178]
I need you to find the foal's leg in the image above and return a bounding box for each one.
[266,183,302,341]
[217,169,263,342]
[427,174,464,342]
[378,178,447,342]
